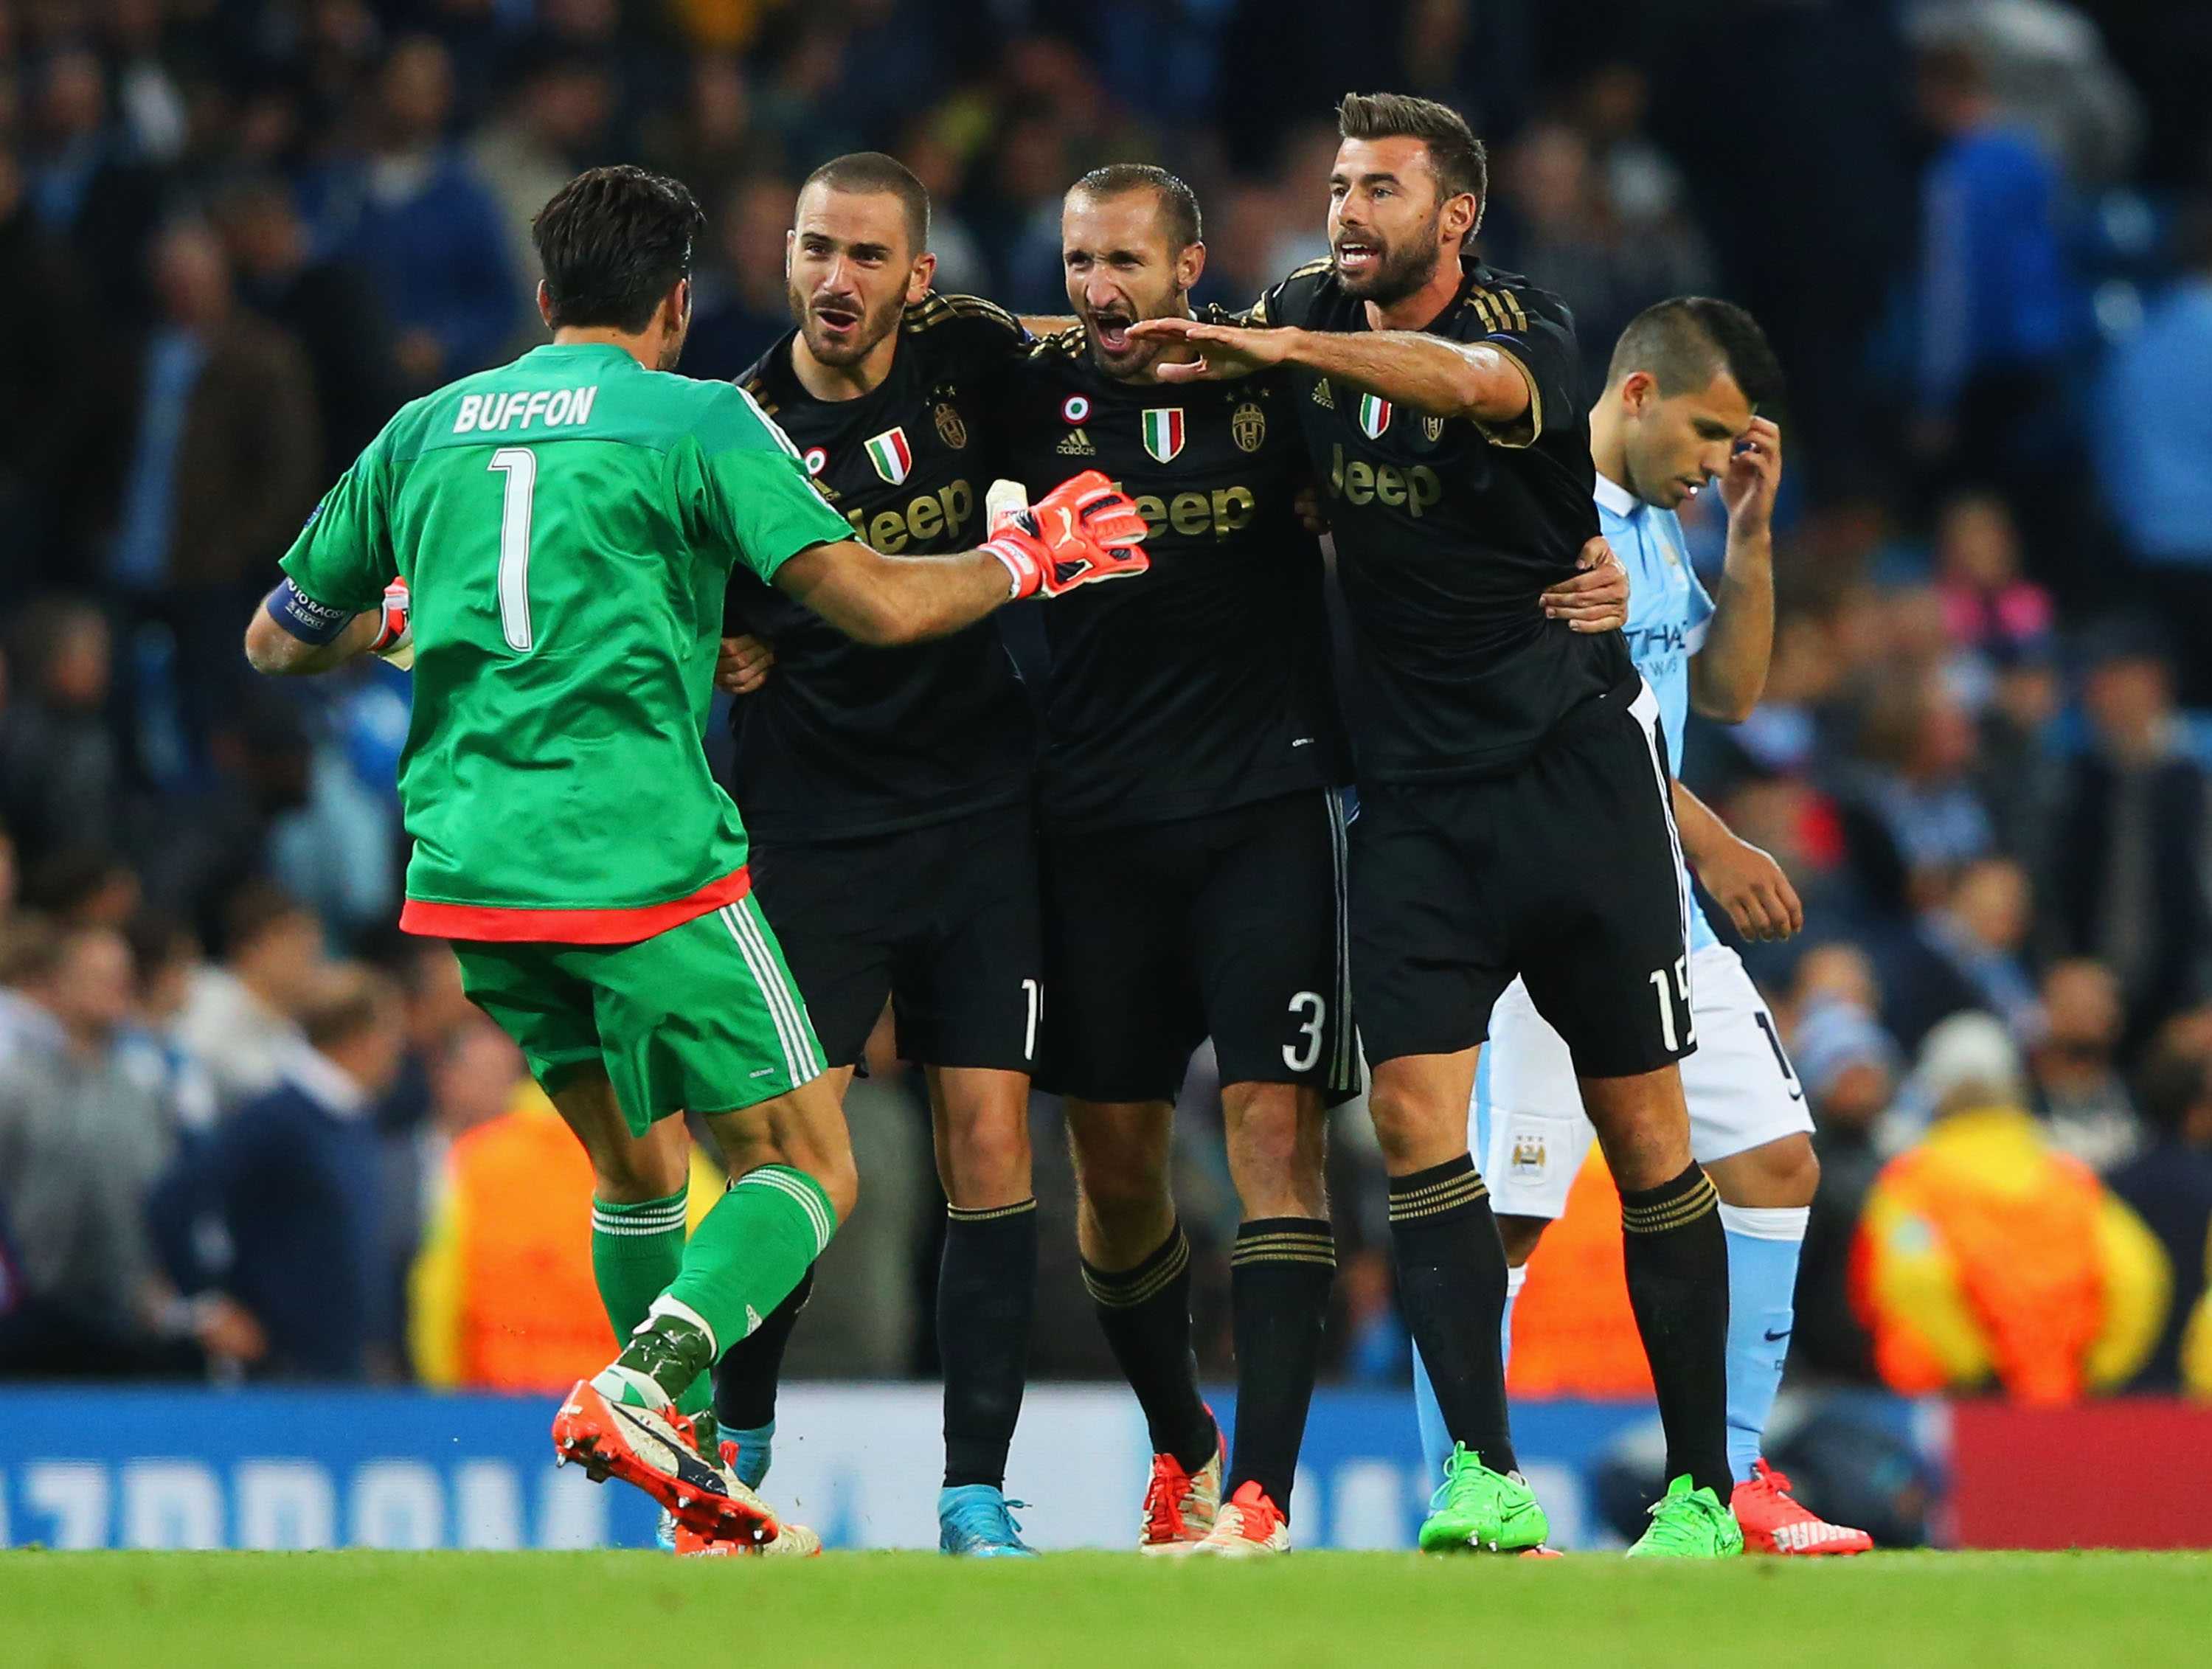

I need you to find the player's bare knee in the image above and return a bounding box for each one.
[1496,1213,1548,1266]
[945,1105,1033,1208]
[1710,1131,1819,1210]
[592,1123,690,1202]
[1365,1080,1455,1170]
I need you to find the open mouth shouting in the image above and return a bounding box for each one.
[1089,310,1137,356]
[810,297,863,344]
[1334,237,1381,280]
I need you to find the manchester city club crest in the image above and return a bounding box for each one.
[1358,393,1392,439]
[1510,1131,1547,1178]
[934,402,968,450]
[1141,407,1185,463]
[1232,400,1266,453]
[864,426,912,485]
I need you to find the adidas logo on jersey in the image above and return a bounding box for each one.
[1057,427,1097,457]
[1310,380,1335,409]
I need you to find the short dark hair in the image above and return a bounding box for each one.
[300,964,401,1053]
[1606,296,1786,412]
[533,165,707,333]
[800,151,931,254]
[1336,91,1488,215]
[1068,163,1203,253]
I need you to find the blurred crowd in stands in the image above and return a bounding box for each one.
[4,0,2212,1409]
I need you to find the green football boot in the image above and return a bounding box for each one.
[1417,1443,1551,1554]
[1625,1474,1744,1558]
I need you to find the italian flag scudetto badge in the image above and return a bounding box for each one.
[1359,394,1392,439]
[865,426,912,485]
[1141,407,1185,463]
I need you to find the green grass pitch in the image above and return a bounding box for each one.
[3,1550,2205,1668]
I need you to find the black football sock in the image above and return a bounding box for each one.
[939,1199,1039,1491]
[711,1266,813,1433]
[1224,1217,1335,1516]
[1620,1162,1733,1502]
[1082,1221,1216,1472]
[1387,1154,1517,1475]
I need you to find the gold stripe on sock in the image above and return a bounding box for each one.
[1082,1232,1190,1308]
[1387,1174,1489,1221]
[1229,1247,1339,1269]
[1623,1176,1719,1234]
[947,1198,1039,1223]
[1230,1229,1327,1255]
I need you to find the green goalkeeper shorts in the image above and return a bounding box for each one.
[453,895,827,1136]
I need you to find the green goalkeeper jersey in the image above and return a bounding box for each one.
[280,341,851,943]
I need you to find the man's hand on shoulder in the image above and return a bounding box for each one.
[1539,537,1629,634]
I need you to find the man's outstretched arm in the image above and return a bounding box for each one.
[774,471,1150,646]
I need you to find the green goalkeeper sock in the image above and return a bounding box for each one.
[589,1190,708,1415]
[620,1165,837,1402]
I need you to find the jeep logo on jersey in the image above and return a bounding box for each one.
[802,447,827,476]
[1141,408,1185,463]
[864,427,912,485]
[1232,401,1266,453]
[1358,394,1392,439]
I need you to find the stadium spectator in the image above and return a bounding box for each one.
[1932,492,2053,692]
[91,220,319,777]
[315,38,517,389]
[1907,0,2143,190]
[1907,37,2081,501]
[1788,974,1901,1384]
[1851,1013,2166,1403]
[173,884,323,1111]
[151,964,407,1381]
[684,172,802,384]
[0,600,122,873]
[1836,668,1994,920]
[2043,617,2211,1048]
[470,48,615,355]
[1501,1150,1651,1399]
[212,177,406,485]
[409,1023,620,1390]
[2030,960,2143,1172]
[2109,1037,2212,1392]
[117,910,218,1143]
[1873,856,2039,1055]
[2092,204,2212,704]
[0,922,253,1375]
[0,135,94,588]
[22,46,162,316]
[1485,118,1714,408]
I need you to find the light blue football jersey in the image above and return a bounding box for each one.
[1595,472,1719,952]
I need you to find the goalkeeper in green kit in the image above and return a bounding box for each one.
[243,167,1148,1550]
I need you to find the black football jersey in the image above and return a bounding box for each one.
[1254,258,1632,783]
[1003,328,1351,833]
[727,294,1033,841]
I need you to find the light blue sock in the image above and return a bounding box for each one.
[1720,1204,1809,1485]
[1411,1265,1525,1480]
[724,1420,774,1491]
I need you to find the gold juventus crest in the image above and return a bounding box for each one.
[934,402,968,450]
[1231,400,1266,453]
[1422,414,1445,443]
